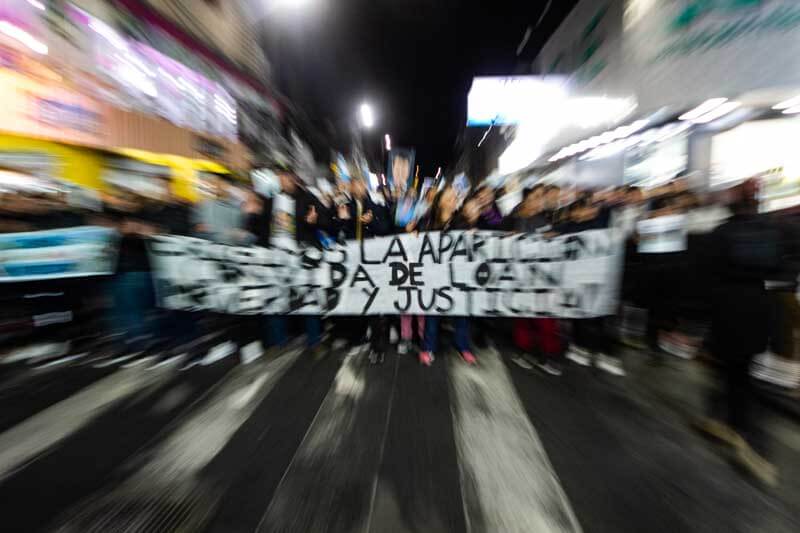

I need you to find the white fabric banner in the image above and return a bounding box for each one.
[148,230,624,318]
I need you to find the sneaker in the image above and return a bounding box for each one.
[389,327,399,344]
[419,351,434,366]
[398,340,410,355]
[511,355,533,370]
[596,354,626,376]
[460,351,477,365]
[565,347,591,366]
[535,361,563,376]
[368,350,384,365]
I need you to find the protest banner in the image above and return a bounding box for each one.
[0,226,118,282]
[148,230,624,318]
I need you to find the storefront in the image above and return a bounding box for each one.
[709,115,800,212]
[0,40,250,201]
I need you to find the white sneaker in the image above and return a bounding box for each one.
[389,327,399,344]
[535,361,563,376]
[596,354,626,376]
[511,356,533,370]
[397,341,410,355]
[565,348,591,367]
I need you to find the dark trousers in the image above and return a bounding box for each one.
[708,350,766,453]
[266,315,321,348]
[573,317,612,354]
[112,271,155,351]
[370,316,388,354]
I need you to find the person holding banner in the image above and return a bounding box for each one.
[106,190,161,355]
[507,185,563,376]
[394,186,425,354]
[336,176,391,364]
[560,195,626,376]
[263,169,330,358]
[417,182,479,367]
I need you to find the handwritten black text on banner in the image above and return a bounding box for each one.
[148,230,623,318]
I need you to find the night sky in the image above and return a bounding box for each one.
[257,0,577,176]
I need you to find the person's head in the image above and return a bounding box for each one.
[544,185,560,209]
[729,178,760,215]
[431,183,458,221]
[277,171,297,194]
[521,184,544,214]
[671,176,689,194]
[571,191,596,221]
[625,186,643,205]
[350,177,368,200]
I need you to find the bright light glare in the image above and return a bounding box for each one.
[567,97,637,129]
[88,18,126,50]
[0,21,47,54]
[679,98,727,121]
[26,0,46,10]
[384,134,391,151]
[782,105,800,115]
[691,101,741,124]
[774,95,800,110]
[274,0,316,9]
[360,103,374,128]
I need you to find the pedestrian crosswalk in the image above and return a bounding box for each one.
[0,334,797,533]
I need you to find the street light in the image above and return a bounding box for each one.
[359,103,374,129]
[273,0,316,10]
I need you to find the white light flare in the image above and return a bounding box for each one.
[0,20,47,54]
[359,103,374,128]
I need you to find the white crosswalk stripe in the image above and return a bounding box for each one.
[448,347,582,533]
[0,360,179,481]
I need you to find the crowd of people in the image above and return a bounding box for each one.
[3,165,800,485]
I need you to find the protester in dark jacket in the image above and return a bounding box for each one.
[261,170,332,356]
[697,179,785,485]
[334,176,390,363]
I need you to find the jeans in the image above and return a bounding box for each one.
[423,316,469,353]
[112,271,154,350]
[573,317,612,354]
[266,315,321,348]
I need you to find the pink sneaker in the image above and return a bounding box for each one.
[419,351,433,366]
[460,351,477,365]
